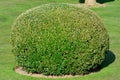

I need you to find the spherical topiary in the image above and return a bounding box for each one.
[11,3,109,75]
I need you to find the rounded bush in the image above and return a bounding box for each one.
[11,3,109,75]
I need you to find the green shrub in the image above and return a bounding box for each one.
[11,3,109,75]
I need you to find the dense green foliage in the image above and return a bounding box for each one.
[11,3,109,75]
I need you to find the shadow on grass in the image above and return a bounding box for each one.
[89,50,115,73]
[100,50,115,68]
[79,0,85,3]
[79,0,115,4]
[97,0,115,4]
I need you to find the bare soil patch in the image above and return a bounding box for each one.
[15,67,80,78]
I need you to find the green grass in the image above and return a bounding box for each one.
[0,0,120,80]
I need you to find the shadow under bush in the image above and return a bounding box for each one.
[89,50,115,72]
[79,0,85,3]
[79,0,115,4]
[97,0,115,4]
[100,50,115,68]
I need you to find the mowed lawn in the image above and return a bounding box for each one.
[0,0,120,80]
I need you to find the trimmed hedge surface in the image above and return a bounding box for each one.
[11,3,109,75]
